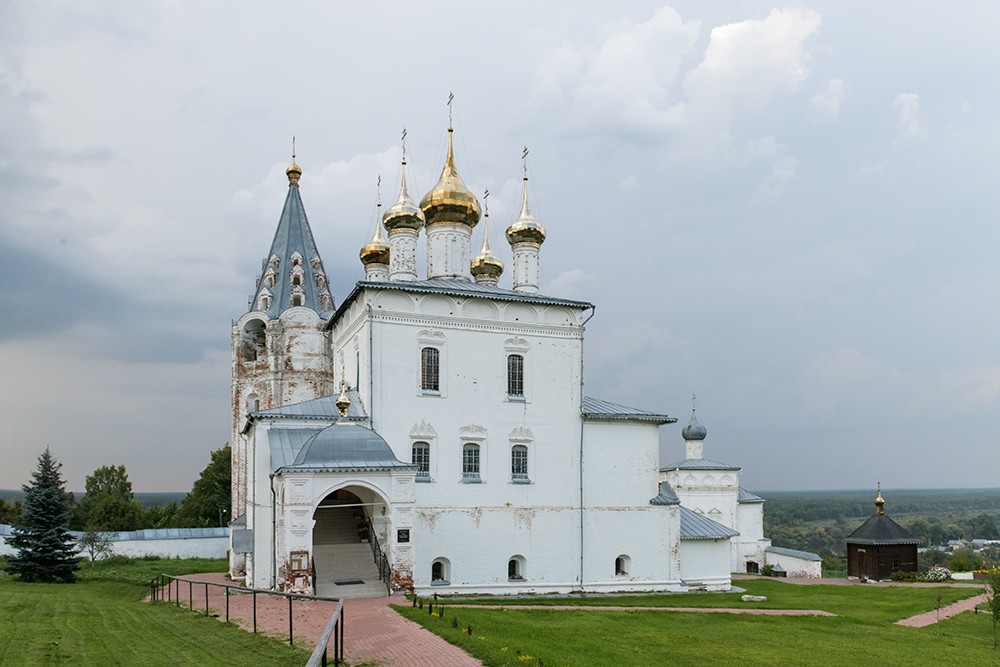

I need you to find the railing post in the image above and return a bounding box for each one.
[175,578,179,607]
[205,582,210,616]
[225,585,230,623]
[288,595,294,646]
[253,590,257,634]
[188,580,193,611]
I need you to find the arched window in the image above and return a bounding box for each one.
[507,354,524,397]
[615,555,630,576]
[462,443,480,481]
[511,445,528,482]
[421,347,440,392]
[508,555,525,581]
[412,441,430,480]
[431,557,450,585]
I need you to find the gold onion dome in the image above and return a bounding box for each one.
[360,204,391,266]
[286,154,302,186]
[335,382,351,418]
[419,128,481,228]
[383,158,425,232]
[506,175,546,245]
[471,214,504,280]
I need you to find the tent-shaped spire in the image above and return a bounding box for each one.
[248,150,335,319]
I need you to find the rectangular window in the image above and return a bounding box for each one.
[462,443,480,481]
[412,442,430,480]
[507,354,524,397]
[511,445,528,482]
[421,347,440,392]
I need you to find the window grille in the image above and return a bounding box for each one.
[511,445,528,481]
[507,354,524,397]
[462,443,480,480]
[412,442,430,479]
[421,347,440,392]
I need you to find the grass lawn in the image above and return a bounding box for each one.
[395,580,996,666]
[0,557,311,666]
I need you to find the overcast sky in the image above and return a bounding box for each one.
[2,1,998,494]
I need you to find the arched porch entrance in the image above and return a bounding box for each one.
[312,485,391,597]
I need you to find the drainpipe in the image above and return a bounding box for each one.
[269,472,277,589]
[578,305,596,591]
[367,303,374,430]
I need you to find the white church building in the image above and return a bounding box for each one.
[228,125,814,597]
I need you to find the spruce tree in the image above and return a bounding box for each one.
[6,448,80,582]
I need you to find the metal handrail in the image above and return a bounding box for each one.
[306,598,345,667]
[366,517,392,594]
[148,574,345,665]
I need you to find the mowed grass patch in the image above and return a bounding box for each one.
[445,578,982,624]
[395,601,998,666]
[0,557,310,666]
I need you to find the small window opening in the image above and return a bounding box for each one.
[462,443,480,481]
[508,556,525,581]
[507,354,524,397]
[421,347,440,392]
[412,442,430,480]
[615,556,629,576]
[511,445,528,482]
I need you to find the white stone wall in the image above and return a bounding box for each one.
[679,539,733,590]
[765,551,821,578]
[734,502,771,572]
[0,527,228,560]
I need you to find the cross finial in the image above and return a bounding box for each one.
[483,188,490,216]
[522,146,529,179]
[376,175,382,207]
[401,127,408,162]
[447,92,455,128]
[292,135,296,162]
[691,393,697,415]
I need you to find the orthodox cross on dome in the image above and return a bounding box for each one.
[447,91,455,128]
[691,393,697,417]
[522,145,529,178]
[401,127,408,161]
[483,188,490,215]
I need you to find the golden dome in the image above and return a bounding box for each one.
[383,158,424,232]
[335,381,350,418]
[286,153,302,187]
[419,128,480,228]
[471,213,504,280]
[505,175,546,246]
[360,213,390,267]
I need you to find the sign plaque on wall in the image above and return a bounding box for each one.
[397,529,410,543]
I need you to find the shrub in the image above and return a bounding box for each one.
[921,565,951,582]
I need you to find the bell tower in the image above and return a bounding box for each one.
[231,147,335,519]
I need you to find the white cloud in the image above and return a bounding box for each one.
[893,92,927,139]
[684,9,822,118]
[809,78,845,119]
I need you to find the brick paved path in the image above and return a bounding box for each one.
[895,592,989,627]
[163,574,481,666]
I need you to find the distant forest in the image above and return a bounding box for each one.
[761,488,1000,566]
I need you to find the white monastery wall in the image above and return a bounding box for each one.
[0,526,228,560]
[679,539,732,590]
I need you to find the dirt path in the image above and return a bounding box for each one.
[446,603,835,616]
[895,593,989,627]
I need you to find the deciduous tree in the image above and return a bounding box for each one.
[5,448,80,582]
[72,465,143,532]
[176,445,231,527]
